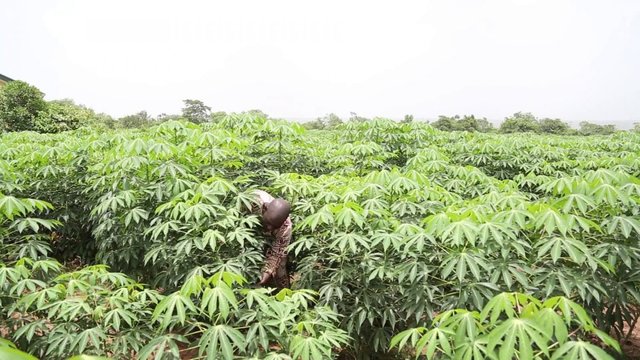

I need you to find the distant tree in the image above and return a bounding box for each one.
[458,115,493,132]
[246,109,268,119]
[181,99,211,124]
[94,112,117,129]
[431,115,460,131]
[303,113,343,129]
[305,113,343,130]
[499,112,540,133]
[156,113,183,123]
[35,99,96,132]
[210,111,227,123]
[401,114,414,124]
[349,112,369,122]
[325,113,343,128]
[475,117,494,132]
[118,111,153,128]
[633,122,640,132]
[431,115,493,133]
[578,121,616,136]
[539,118,570,134]
[302,118,325,130]
[0,80,48,132]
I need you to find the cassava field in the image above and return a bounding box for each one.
[1,115,640,360]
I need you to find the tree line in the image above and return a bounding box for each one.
[1,79,638,135]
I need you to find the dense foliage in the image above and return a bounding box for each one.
[0,80,48,132]
[1,114,639,359]
[0,81,103,133]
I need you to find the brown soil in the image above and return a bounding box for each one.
[620,320,640,359]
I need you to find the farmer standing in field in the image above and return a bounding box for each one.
[251,189,292,289]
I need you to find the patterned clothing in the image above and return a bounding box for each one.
[253,190,292,288]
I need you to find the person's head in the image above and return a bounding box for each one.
[262,198,290,231]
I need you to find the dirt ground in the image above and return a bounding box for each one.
[620,320,640,359]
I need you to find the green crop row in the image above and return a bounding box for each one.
[1,115,639,359]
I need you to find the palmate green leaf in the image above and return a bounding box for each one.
[553,194,596,215]
[13,320,49,343]
[290,335,331,360]
[415,327,455,359]
[226,227,255,247]
[533,206,570,235]
[182,202,220,222]
[151,291,198,329]
[439,310,481,346]
[70,327,106,355]
[124,207,149,227]
[550,341,615,360]
[423,212,451,235]
[333,203,365,229]
[31,259,62,275]
[46,299,93,322]
[603,216,640,238]
[317,328,351,350]
[242,287,272,310]
[479,293,517,325]
[17,237,53,260]
[370,231,404,252]
[537,177,575,195]
[0,194,29,220]
[0,266,22,286]
[174,238,195,258]
[440,219,479,246]
[202,229,225,252]
[286,289,318,310]
[245,321,270,353]
[198,324,246,360]
[493,193,529,210]
[536,236,590,264]
[9,278,47,296]
[180,272,206,297]
[209,271,246,287]
[590,183,627,207]
[486,318,551,360]
[104,307,137,331]
[200,282,238,320]
[542,297,594,329]
[137,334,187,360]
[454,337,494,360]
[11,217,59,233]
[262,352,293,360]
[477,221,516,246]
[329,232,370,254]
[591,328,621,353]
[489,262,530,290]
[17,285,64,311]
[441,251,489,283]
[145,220,182,241]
[532,308,569,345]
[566,214,600,233]
[46,327,78,357]
[491,208,533,231]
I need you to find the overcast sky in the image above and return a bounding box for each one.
[1,1,639,126]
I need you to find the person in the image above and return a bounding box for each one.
[251,190,292,289]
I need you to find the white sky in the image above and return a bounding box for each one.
[1,0,639,126]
